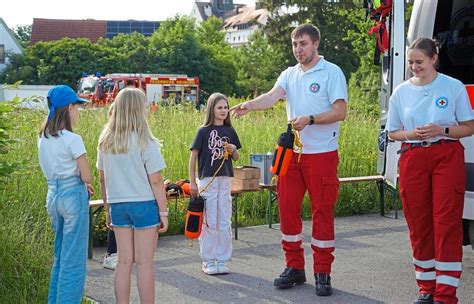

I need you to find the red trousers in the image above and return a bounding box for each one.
[277,151,339,274]
[399,140,465,304]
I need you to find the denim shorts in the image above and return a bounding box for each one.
[110,200,160,229]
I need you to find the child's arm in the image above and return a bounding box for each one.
[99,170,111,229]
[76,153,93,184]
[189,150,199,196]
[148,171,168,233]
[227,144,240,161]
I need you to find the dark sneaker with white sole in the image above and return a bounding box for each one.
[273,267,306,289]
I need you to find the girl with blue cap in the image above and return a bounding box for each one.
[38,85,94,304]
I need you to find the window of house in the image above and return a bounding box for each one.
[0,45,5,64]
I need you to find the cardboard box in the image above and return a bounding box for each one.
[231,178,260,191]
[233,166,261,180]
[250,153,274,185]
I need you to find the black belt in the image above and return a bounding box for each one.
[397,139,457,154]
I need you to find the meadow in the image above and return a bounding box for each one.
[0,96,389,302]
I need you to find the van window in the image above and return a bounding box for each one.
[433,0,474,85]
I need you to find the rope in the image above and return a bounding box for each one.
[189,143,230,247]
[290,121,303,162]
[199,142,229,195]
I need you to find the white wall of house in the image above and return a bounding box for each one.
[0,18,22,72]
[0,85,53,109]
[225,27,255,47]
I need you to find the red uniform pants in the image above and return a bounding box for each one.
[277,151,339,274]
[399,140,465,304]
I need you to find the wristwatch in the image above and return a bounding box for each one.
[309,115,315,125]
[444,127,450,136]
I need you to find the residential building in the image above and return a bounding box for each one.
[0,18,23,72]
[30,18,160,45]
[190,0,268,47]
[223,5,268,47]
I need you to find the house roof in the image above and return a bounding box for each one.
[30,18,107,44]
[223,6,268,29]
[194,2,213,21]
[0,18,23,51]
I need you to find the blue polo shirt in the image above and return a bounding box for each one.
[275,57,348,153]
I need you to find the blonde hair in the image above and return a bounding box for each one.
[202,93,233,127]
[98,88,157,153]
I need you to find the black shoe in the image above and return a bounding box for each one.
[273,267,306,289]
[414,293,433,304]
[315,273,333,296]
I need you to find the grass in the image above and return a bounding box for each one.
[0,97,380,302]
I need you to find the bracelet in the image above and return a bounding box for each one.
[159,208,169,217]
[404,131,410,142]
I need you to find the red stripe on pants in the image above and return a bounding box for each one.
[399,141,465,304]
[277,151,339,273]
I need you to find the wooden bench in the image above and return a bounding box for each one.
[260,175,386,228]
[88,189,259,258]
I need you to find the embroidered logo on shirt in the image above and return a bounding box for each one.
[435,97,448,108]
[309,83,320,93]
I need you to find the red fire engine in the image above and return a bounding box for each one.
[77,73,200,106]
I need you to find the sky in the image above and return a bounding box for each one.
[2,0,257,29]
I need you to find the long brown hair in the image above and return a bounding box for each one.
[202,93,233,128]
[39,103,76,138]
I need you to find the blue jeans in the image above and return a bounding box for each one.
[46,176,89,304]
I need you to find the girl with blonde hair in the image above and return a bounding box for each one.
[97,88,168,304]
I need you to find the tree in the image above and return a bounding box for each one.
[236,29,285,97]
[12,25,31,48]
[196,16,239,96]
[260,0,361,79]
[150,16,216,95]
[97,32,158,73]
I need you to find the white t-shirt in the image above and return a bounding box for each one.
[97,134,167,204]
[386,73,474,142]
[275,57,348,153]
[38,130,86,180]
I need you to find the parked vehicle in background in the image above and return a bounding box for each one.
[77,73,200,106]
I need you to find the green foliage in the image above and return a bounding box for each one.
[12,24,31,48]
[236,29,286,97]
[260,1,361,80]
[196,16,239,95]
[0,83,27,181]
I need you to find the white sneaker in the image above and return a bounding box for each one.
[202,261,219,275]
[103,253,118,270]
[217,261,230,274]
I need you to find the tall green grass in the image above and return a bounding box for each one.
[0,98,379,302]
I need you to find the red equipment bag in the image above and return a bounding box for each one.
[270,123,295,177]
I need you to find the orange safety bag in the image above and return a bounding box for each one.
[270,123,295,177]
[184,195,205,239]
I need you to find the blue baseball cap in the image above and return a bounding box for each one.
[47,85,88,120]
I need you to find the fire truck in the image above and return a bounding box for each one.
[375,0,474,244]
[77,73,200,106]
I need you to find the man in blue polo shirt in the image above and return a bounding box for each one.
[232,23,348,297]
